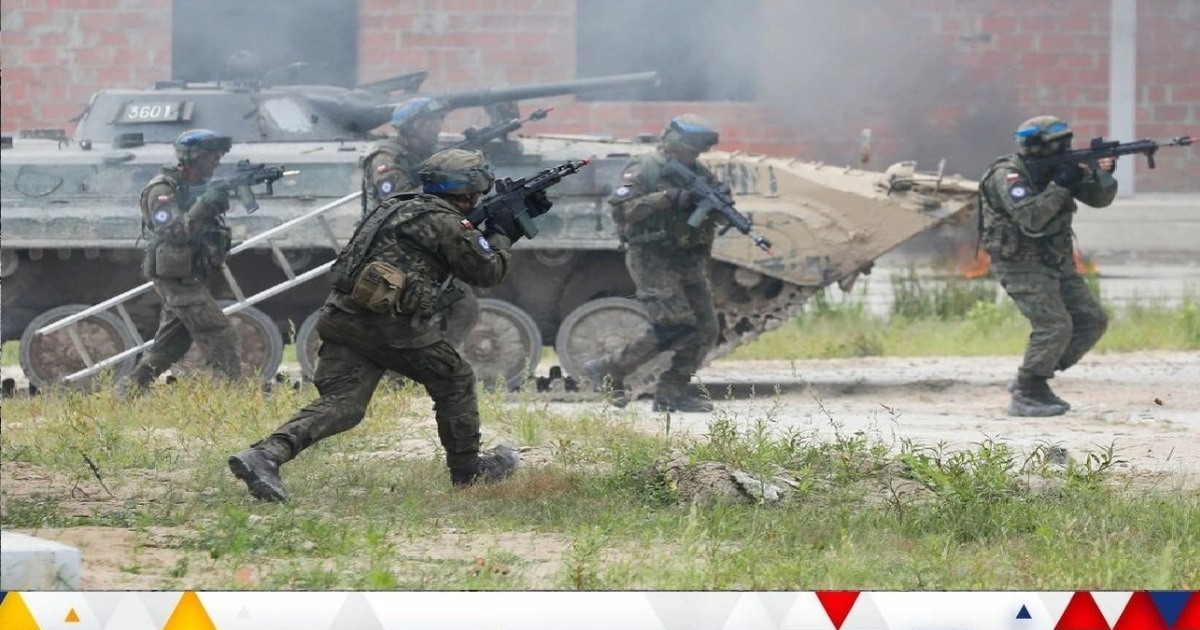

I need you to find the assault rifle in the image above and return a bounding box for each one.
[466,158,590,241]
[450,107,554,151]
[1025,135,1193,186]
[662,158,774,254]
[186,159,299,213]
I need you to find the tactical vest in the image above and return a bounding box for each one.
[978,155,1076,266]
[139,167,231,280]
[616,153,718,250]
[331,193,460,318]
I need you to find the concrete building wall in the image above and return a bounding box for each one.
[2,0,1195,190]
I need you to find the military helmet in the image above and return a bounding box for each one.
[662,113,720,153]
[1014,115,1073,155]
[174,129,232,164]
[418,149,495,196]
[391,97,444,129]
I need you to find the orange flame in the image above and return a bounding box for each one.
[953,246,1098,278]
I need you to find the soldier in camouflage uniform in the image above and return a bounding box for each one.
[979,115,1117,417]
[229,149,521,502]
[581,114,724,413]
[118,129,243,395]
[361,96,479,347]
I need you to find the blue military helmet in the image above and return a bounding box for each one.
[1014,115,1073,155]
[174,129,232,164]
[663,113,720,153]
[390,96,445,129]
[417,149,495,195]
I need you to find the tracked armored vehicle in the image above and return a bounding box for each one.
[1,67,978,394]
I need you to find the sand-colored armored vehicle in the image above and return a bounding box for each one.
[1,66,978,394]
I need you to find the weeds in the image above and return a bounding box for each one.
[2,355,1197,590]
[731,274,1200,360]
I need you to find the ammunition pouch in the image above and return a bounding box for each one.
[152,243,195,279]
[625,229,668,245]
[346,260,409,315]
[200,225,233,269]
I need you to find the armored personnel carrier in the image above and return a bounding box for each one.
[1,65,978,393]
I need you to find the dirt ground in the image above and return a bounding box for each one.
[553,350,1200,479]
[5,351,1198,588]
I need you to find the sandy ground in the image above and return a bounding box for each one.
[554,351,1200,479]
[5,351,1199,589]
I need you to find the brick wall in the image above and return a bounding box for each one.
[3,0,1195,191]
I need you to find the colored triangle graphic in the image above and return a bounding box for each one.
[0,592,41,630]
[1175,592,1200,630]
[66,608,81,622]
[1056,592,1111,630]
[1018,605,1033,620]
[161,592,216,630]
[815,592,860,630]
[1113,592,1167,630]
[1149,592,1192,629]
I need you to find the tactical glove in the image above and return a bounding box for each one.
[666,187,700,210]
[524,190,554,217]
[199,185,230,207]
[1051,165,1084,190]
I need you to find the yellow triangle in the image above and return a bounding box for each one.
[0,592,42,630]
[65,607,81,622]
[161,592,217,630]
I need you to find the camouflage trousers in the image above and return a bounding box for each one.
[128,278,242,388]
[994,261,1108,378]
[604,246,719,398]
[255,308,482,471]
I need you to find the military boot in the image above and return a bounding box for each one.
[1007,375,1068,417]
[451,444,521,488]
[1008,377,1071,410]
[582,358,628,408]
[652,394,714,413]
[228,448,289,502]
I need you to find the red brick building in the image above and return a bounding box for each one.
[2,0,1196,191]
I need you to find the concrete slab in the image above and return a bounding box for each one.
[1,530,81,590]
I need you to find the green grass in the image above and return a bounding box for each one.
[731,276,1200,360]
[2,376,1196,589]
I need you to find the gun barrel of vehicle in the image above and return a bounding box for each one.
[435,71,659,110]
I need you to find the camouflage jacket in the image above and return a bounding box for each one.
[978,154,1117,267]
[327,193,512,347]
[139,166,231,281]
[360,137,430,215]
[608,150,722,251]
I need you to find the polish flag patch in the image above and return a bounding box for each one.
[1005,173,1020,181]
[460,219,474,230]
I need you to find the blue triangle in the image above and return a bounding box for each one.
[1148,591,1191,629]
[1016,604,1033,620]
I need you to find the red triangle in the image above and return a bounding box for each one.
[1056,592,1112,630]
[816,591,860,630]
[1113,592,1167,630]
[1175,592,1200,630]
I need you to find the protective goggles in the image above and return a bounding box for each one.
[180,134,233,155]
[1015,121,1071,142]
[669,119,720,149]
